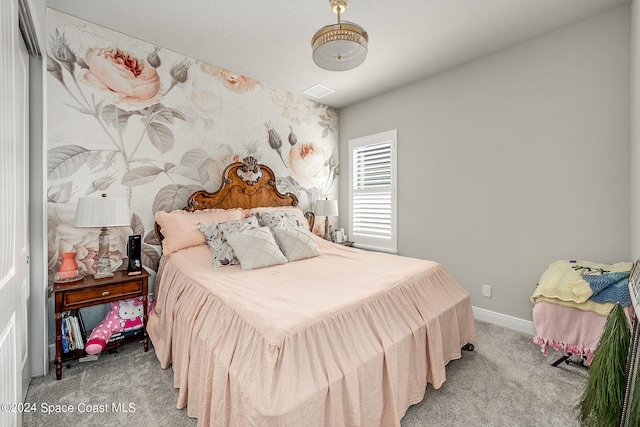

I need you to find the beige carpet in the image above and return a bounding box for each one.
[23,320,586,426]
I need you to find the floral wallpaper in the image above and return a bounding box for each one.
[46,9,339,281]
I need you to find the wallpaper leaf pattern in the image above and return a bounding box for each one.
[48,145,91,179]
[46,10,339,279]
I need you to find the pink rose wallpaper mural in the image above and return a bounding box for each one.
[82,46,162,105]
[46,10,339,284]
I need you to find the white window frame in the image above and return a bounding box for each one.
[348,129,397,253]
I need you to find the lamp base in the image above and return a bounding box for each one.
[94,255,114,279]
[93,270,114,279]
[94,227,114,279]
[323,216,331,241]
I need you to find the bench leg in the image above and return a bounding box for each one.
[551,354,570,367]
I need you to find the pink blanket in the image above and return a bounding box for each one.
[533,301,635,364]
[148,238,475,426]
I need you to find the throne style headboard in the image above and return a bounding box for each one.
[155,156,315,241]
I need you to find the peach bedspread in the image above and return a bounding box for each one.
[147,238,475,426]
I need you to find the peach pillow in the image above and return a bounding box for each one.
[155,208,243,254]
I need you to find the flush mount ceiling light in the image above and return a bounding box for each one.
[312,0,368,71]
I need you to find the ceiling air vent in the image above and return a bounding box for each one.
[303,84,334,99]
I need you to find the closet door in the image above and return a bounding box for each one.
[0,0,31,424]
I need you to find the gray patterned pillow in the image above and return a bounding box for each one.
[225,227,288,270]
[272,227,321,262]
[198,216,259,267]
[255,210,307,229]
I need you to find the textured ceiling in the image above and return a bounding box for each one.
[44,0,627,108]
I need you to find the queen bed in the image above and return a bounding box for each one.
[147,157,476,426]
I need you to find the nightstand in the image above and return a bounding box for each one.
[339,241,354,247]
[52,269,149,380]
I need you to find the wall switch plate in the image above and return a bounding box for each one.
[482,284,492,298]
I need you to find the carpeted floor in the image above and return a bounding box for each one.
[23,320,587,426]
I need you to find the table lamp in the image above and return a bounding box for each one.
[74,194,130,279]
[314,198,339,240]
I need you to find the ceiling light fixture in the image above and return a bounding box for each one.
[312,0,368,72]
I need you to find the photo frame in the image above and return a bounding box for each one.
[334,228,344,243]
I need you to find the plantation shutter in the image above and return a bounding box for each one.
[349,130,397,252]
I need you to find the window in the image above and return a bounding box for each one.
[348,129,397,253]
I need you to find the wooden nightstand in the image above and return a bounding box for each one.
[52,269,149,380]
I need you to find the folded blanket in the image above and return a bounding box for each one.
[531,296,614,316]
[583,271,631,306]
[530,260,632,316]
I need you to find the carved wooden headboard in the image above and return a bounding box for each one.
[155,156,314,240]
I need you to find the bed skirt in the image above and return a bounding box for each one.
[148,251,475,426]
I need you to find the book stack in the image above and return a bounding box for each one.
[107,329,143,344]
[61,310,86,353]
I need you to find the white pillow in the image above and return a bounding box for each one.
[225,227,288,270]
[272,227,321,262]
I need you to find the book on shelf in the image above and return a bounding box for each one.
[107,329,143,344]
[63,313,75,352]
[70,315,84,350]
[62,310,86,353]
[61,317,69,353]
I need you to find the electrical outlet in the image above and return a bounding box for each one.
[482,284,492,298]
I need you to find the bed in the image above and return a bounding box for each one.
[147,157,476,426]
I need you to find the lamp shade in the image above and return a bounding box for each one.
[312,0,368,72]
[74,196,130,228]
[314,199,339,217]
[312,22,368,71]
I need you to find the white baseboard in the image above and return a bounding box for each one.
[472,306,535,335]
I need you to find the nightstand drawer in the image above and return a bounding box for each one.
[62,280,143,309]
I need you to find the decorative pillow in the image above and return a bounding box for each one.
[198,216,259,267]
[272,227,321,262]
[243,205,306,219]
[155,208,243,254]
[252,208,309,229]
[225,227,288,270]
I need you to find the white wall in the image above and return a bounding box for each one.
[28,55,47,376]
[339,4,631,322]
[26,0,49,375]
